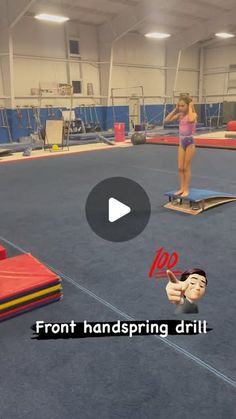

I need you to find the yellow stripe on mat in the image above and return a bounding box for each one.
[0,284,62,310]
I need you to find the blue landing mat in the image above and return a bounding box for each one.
[165,188,236,202]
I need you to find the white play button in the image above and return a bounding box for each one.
[86,177,151,242]
[108,198,131,223]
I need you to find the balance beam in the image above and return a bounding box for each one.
[164,189,236,215]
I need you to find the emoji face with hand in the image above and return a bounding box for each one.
[166,269,207,314]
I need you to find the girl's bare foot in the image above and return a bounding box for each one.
[181,190,189,197]
[174,189,184,196]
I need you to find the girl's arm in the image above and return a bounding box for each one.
[188,101,197,123]
[164,105,180,123]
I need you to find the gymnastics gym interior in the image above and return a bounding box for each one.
[1,1,236,418]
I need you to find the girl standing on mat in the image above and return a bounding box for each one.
[165,95,197,197]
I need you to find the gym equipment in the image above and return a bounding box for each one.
[88,106,96,132]
[46,105,55,118]
[89,106,93,125]
[142,104,165,132]
[52,144,59,152]
[134,124,146,132]
[111,86,147,130]
[22,145,32,157]
[16,106,23,128]
[131,132,146,145]
[45,120,64,150]
[82,105,92,133]
[225,131,236,139]
[98,135,115,146]
[164,189,236,215]
[65,108,85,135]
[50,105,55,117]
[74,119,84,134]
[79,105,102,133]
[0,293,62,321]
[25,106,32,129]
[32,106,39,124]
[205,103,223,129]
[0,245,7,260]
[0,149,12,157]
[92,105,102,132]
[146,135,236,150]
[223,101,236,124]
[227,121,236,131]
[75,107,86,134]
[114,122,125,142]
[0,253,62,321]
[32,106,44,143]
[0,107,12,142]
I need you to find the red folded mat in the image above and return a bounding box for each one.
[0,284,63,314]
[0,253,61,303]
[0,292,62,321]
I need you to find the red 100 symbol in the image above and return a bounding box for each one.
[149,247,179,278]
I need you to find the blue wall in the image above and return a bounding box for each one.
[0,103,224,144]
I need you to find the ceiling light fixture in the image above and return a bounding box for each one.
[35,14,70,23]
[215,32,235,39]
[145,32,171,39]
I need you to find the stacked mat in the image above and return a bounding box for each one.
[0,253,62,321]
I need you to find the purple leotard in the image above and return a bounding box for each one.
[179,115,196,150]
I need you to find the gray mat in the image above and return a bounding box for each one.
[0,146,235,418]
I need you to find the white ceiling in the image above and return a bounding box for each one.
[28,0,236,32]
[29,0,143,25]
[3,0,236,47]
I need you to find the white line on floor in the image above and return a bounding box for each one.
[0,234,236,390]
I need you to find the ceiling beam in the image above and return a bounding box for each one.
[168,5,236,50]
[8,0,37,29]
[99,0,181,42]
[108,0,139,5]
[38,0,115,18]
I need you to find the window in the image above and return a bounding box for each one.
[72,80,82,94]
[69,39,80,56]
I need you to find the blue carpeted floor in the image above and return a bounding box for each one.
[0,145,236,418]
